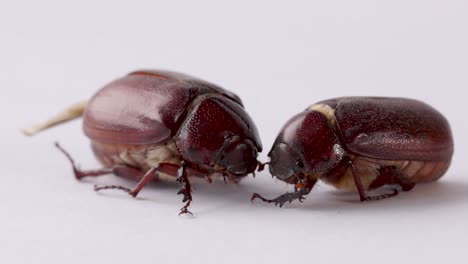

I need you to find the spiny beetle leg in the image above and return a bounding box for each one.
[176,161,193,215]
[94,185,132,193]
[348,159,396,202]
[251,188,312,208]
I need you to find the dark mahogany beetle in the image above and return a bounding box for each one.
[24,69,262,214]
[252,97,453,206]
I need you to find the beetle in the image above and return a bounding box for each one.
[251,97,453,206]
[24,69,262,214]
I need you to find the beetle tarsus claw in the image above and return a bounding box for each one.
[94,184,132,194]
[298,196,306,203]
[179,203,193,216]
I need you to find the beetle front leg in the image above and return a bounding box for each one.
[251,188,310,207]
[251,178,317,207]
[348,160,399,201]
[176,161,193,215]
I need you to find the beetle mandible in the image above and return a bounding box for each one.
[24,69,263,215]
[252,97,453,206]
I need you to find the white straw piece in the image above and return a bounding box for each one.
[22,101,88,136]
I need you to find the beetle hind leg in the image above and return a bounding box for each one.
[56,142,167,197]
[94,166,158,197]
[55,142,144,180]
[368,166,416,192]
[350,162,415,202]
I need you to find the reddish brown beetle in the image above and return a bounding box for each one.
[252,97,453,206]
[24,69,262,214]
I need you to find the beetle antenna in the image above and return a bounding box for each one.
[22,101,87,136]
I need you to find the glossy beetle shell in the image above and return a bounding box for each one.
[84,70,244,144]
[269,97,453,191]
[84,70,262,175]
[317,97,453,161]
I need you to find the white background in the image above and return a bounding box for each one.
[1,1,467,263]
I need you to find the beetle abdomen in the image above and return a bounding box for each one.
[91,140,182,181]
[321,155,451,192]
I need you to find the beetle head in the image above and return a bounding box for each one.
[217,138,259,177]
[268,142,305,182]
[268,110,344,183]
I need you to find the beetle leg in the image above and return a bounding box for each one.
[251,189,309,207]
[348,160,400,201]
[94,166,158,197]
[55,142,145,180]
[251,179,317,207]
[369,166,416,192]
[56,142,111,180]
[176,161,193,215]
[93,185,132,193]
[127,167,158,197]
[95,162,181,197]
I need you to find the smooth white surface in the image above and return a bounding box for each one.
[1,1,468,263]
